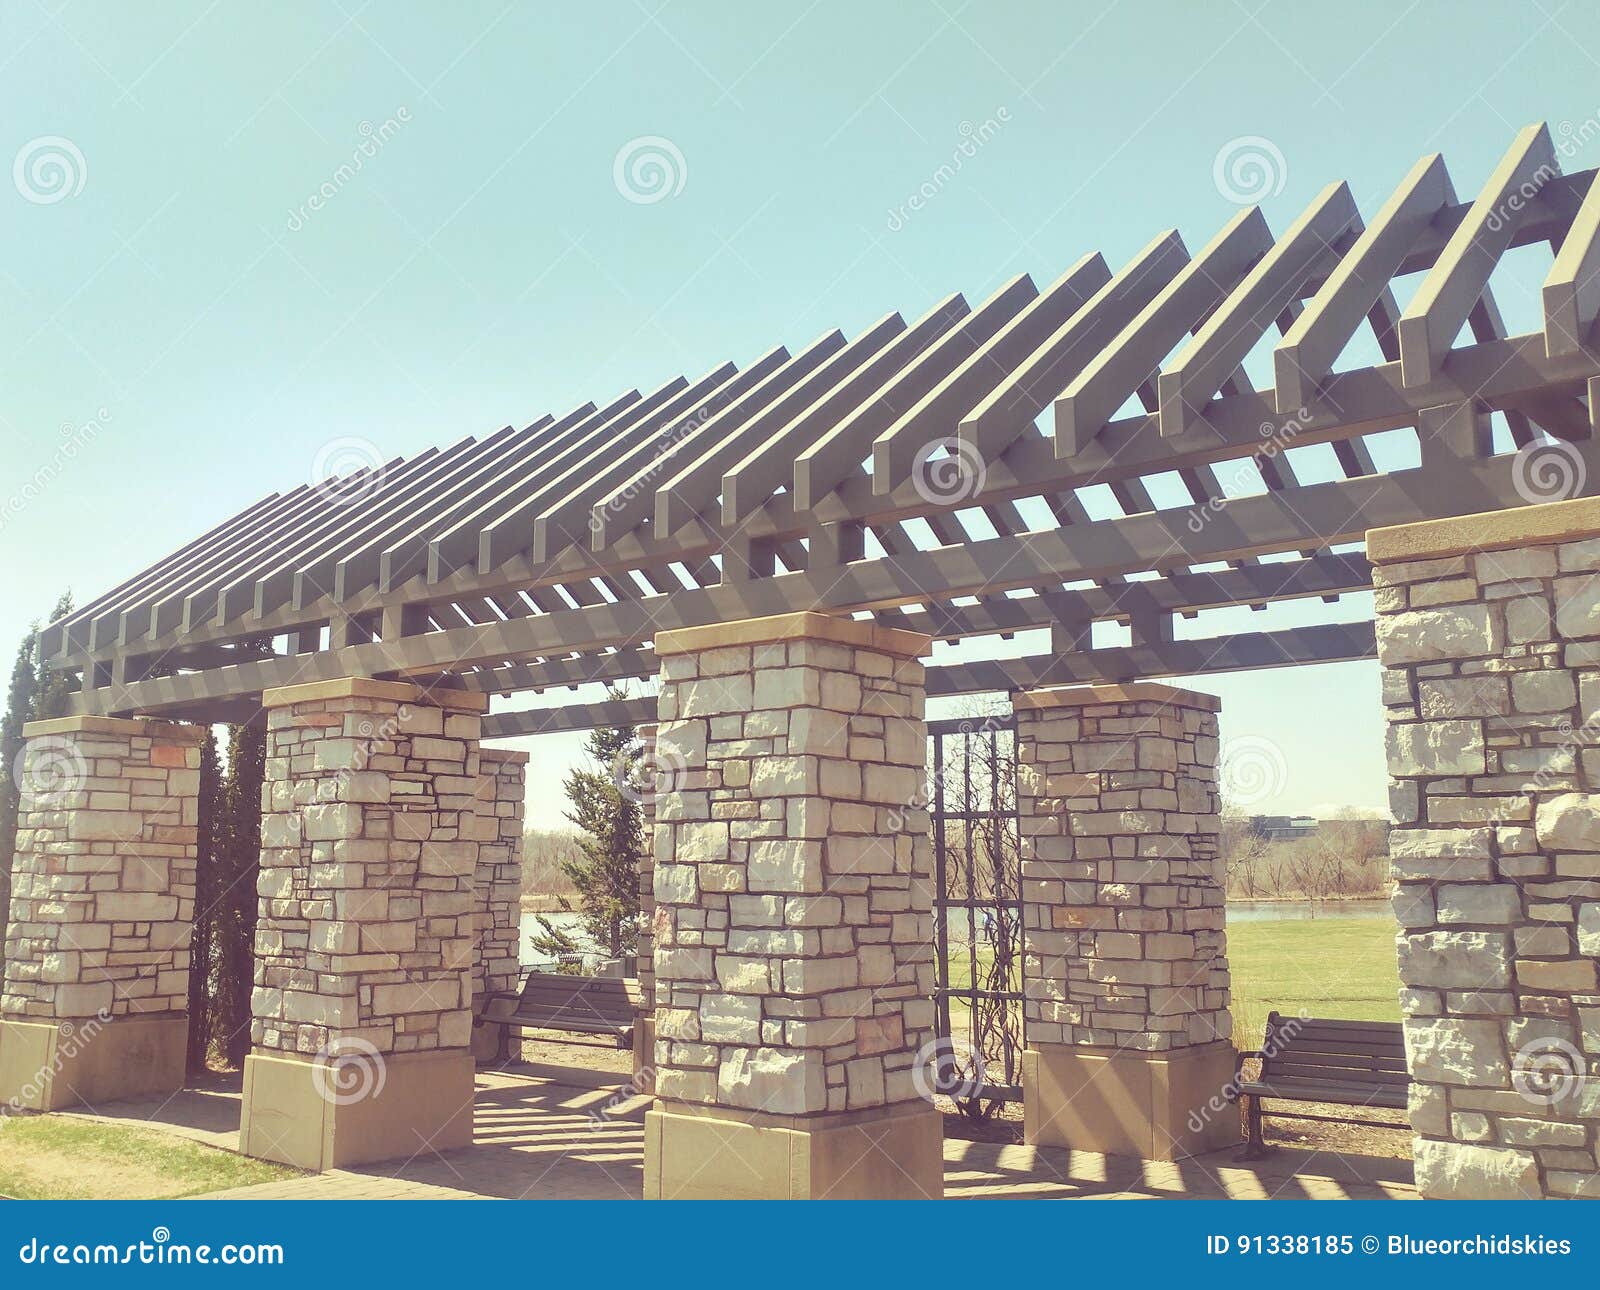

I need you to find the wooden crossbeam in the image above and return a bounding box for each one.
[1055,206,1271,455]
[1399,123,1558,389]
[654,315,905,538]
[65,445,1582,719]
[720,294,967,526]
[958,230,1188,462]
[791,275,1032,509]
[870,254,1111,486]
[1161,181,1360,435]
[1544,167,1600,359]
[1275,153,1451,413]
[478,622,1377,737]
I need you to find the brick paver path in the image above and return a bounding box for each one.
[65,1063,1417,1200]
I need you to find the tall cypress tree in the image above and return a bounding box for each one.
[185,729,224,1073]
[216,716,267,1067]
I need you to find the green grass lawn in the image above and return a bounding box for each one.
[0,1116,298,1200]
[1228,915,1400,1047]
[939,913,1400,1056]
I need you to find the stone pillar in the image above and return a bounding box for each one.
[239,678,484,1171]
[468,747,526,1063]
[645,611,943,1199]
[1015,683,1233,1161]
[634,723,656,1082]
[1373,497,1600,1200]
[0,716,203,1111]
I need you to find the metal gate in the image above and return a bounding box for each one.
[928,714,1024,1116]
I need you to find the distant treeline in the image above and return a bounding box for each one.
[521,828,583,905]
[1222,814,1390,900]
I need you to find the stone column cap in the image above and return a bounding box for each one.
[261,676,489,712]
[21,714,209,742]
[654,611,929,659]
[1014,682,1221,713]
[479,746,531,764]
[1368,496,1600,563]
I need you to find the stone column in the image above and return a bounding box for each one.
[645,611,943,1199]
[0,716,202,1111]
[239,678,484,1171]
[634,723,656,1082]
[1373,496,1600,1200]
[468,747,526,1063]
[1015,683,1233,1160]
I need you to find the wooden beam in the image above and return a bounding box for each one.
[721,295,967,526]
[1399,123,1558,389]
[870,254,1111,487]
[66,449,1577,719]
[479,622,1377,736]
[530,349,787,565]
[1275,153,1452,413]
[958,230,1188,462]
[792,274,1033,509]
[1055,206,1271,455]
[654,315,904,538]
[1160,181,1359,436]
[1544,167,1600,358]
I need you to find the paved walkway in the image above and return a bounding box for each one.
[62,1064,1416,1201]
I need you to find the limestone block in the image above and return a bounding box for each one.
[1413,1138,1539,1200]
[1403,1016,1509,1086]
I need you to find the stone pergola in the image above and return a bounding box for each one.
[6,120,1600,1197]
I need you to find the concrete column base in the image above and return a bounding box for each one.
[644,1099,944,1199]
[631,1016,655,1083]
[239,1047,475,1172]
[1024,1039,1237,1161]
[0,1014,188,1112]
[470,1016,512,1065]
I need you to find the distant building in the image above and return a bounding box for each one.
[1247,814,1320,842]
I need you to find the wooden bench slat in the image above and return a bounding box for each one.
[1266,1061,1409,1085]
[1238,1078,1409,1110]
[1238,1014,1412,1152]
[481,971,643,1047]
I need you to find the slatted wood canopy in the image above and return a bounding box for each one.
[44,122,1600,736]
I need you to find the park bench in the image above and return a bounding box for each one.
[482,970,643,1049]
[1232,1011,1409,1158]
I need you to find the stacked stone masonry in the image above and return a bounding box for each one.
[636,724,657,1016]
[1374,498,1600,1200]
[252,682,482,1057]
[3,718,203,1021]
[469,749,526,1007]
[651,620,937,1118]
[1016,687,1229,1051]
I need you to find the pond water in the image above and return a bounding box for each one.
[1227,898,1390,923]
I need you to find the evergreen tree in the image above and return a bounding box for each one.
[32,592,74,722]
[215,716,267,1067]
[185,729,224,1073]
[0,633,37,947]
[530,711,643,967]
[0,592,72,957]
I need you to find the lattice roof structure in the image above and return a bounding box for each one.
[45,122,1600,736]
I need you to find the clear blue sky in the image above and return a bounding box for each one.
[3,1,1597,828]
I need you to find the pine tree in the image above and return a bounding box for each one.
[529,714,643,967]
